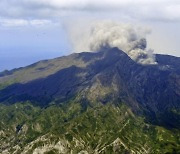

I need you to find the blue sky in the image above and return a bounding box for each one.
[0,22,71,71]
[0,0,180,71]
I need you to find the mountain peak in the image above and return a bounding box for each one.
[0,49,180,153]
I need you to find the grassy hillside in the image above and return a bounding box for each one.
[0,99,179,154]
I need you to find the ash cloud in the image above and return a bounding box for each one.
[67,20,157,65]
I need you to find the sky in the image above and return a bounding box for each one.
[0,0,180,71]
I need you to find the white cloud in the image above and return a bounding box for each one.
[29,20,52,26]
[164,5,180,20]
[0,0,179,57]
[0,19,52,27]
[0,0,180,22]
[0,19,28,27]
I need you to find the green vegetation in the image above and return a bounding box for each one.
[0,80,16,90]
[0,44,180,153]
[0,100,179,153]
[0,53,87,85]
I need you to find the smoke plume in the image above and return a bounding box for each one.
[66,20,157,64]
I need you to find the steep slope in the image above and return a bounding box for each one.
[0,48,179,127]
[0,48,126,104]
[0,48,180,153]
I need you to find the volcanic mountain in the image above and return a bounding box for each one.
[0,48,179,153]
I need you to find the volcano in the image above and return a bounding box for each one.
[0,48,179,153]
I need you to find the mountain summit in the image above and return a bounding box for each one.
[0,48,179,153]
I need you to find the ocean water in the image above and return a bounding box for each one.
[0,50,66,72]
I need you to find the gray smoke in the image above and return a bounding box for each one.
[67,21,157,64]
